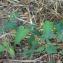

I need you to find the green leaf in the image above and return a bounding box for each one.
[35,45,45,53]
[55,22,63,42]
[9,11,19,21]
[28,35,39,48]
[15,26,30,44]
[46,43,57,54]
[2,42,15,58]
[4,21,16,31]
[56,32,63,42]
[8,48,15,58]
[2,42,10,48]
[23,49,34,58]
[28,34,35,46]
[0,27,4,34]
[41,21,55,41]
[32,40,39,49]
[55,21,63,32]
[0,44,4,53]
[32,28,41,36]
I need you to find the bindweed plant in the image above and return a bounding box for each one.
[0,9,63,62]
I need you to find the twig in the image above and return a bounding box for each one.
[0,32,13,39]
[35,54,47,61]
[7,59,36,63]
[0,1,26,6]
[2,54,48,63]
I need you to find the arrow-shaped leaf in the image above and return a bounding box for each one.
[15,26,30,44]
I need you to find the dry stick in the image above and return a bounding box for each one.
[10,60,47,63]
[26,6,33,25]
[56,53,62,63]
[1,3,28,7]
[10,59,36,63]
[0,32,13,39]
[50,9,63,19]
[36,0,45,13]
[38,0,63,19]
[54,0,58,15]
[17,17,31,24]
[3,59,36,63]
[35,54,47,61]
[4,54,47,63]
[41,1,63,19]
[9,4,43,13]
